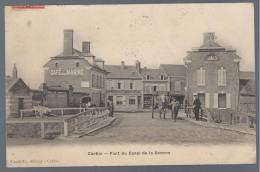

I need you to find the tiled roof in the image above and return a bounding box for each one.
[141,68,166,80]
[160,64,186,77]
[104,65,142,79]
[240,71,255,80]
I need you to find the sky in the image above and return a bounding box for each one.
[5,3,255,89]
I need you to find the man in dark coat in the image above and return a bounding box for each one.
[193,95,201,121]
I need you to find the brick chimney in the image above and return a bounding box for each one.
[136,60,141,73]
[203,32,215,43]
[121,61,125,70]
[82,41,90,53]
[63,29,74,55]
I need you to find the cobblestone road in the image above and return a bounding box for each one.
[81,112,256,144]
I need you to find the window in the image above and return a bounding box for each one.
[146,75,150,80]
[76,62,79,67]
[153,86,157,92]
[175,81,181,92]
[218,67,226,86]
[117,82,121,89]
[55,62,58,67]
[130,82,133,89]
[116,96,123,105]
[197,67,206,86]
[161,75,164,80]
[129,96,136,105]
[218,93,226,108]
[92,74,95,87]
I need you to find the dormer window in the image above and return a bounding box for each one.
[55,62,58,67]
[160,75,164,80]
[146,75,150,80]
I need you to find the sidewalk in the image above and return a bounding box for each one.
[180,113,256,136]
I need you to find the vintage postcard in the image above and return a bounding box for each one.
[5,3,256,167]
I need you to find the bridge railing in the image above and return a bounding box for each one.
[19,106,100,119]
[63,107,109,136]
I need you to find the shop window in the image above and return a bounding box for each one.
[116,96,123,105]
[129,96,136,105]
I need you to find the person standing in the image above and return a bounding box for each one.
[193,95,201,121]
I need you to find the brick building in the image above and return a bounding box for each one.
[105,61,143,111]
[43,29,107,107]
[184,32,241,119]
[5,64,33,118]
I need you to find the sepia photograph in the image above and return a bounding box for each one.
[5,3,256,167]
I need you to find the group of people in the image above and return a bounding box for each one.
[154,94,202,122]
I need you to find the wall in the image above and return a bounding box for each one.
[186,50,240,112]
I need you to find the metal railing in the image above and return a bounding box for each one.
[63,107,109,136]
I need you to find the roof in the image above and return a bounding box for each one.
[55,48,94,57]
[240,71,255,80]
[104,65,142,79]
[141,68,166,80]
[160,64,186,77]
[240,79,256,96]
[199,40,224,50]
[47,86,70,91]
[5,76,29,93]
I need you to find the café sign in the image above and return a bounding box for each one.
[49,68,84,76]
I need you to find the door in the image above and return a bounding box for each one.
[137,96,141,109]
[198,93,205,108]
[18,98,24,115]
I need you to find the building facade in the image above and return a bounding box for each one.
[105,61,143,111]
[140,67,169,109]
[43,29,107,107]
[160,64,186,104]
[6,64,33,118]
[184,32,241,119]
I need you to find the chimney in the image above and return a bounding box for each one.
[12,64,18,79]
[82,41,90,53]
[121,61,125,69]
[203,32,215,43]
[136,60,141,73]
[63,29,74,55]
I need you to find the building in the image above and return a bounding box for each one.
[141,66,169,109]
[105,61,143,111]
[239,71,256,113]
[160,64,186,104]
[184,32,241,119]
[5,64,33,118]
[43,29,108,108]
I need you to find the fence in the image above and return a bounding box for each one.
[210,109,256,127]
[63,107,109,136]
[20,106,97,119]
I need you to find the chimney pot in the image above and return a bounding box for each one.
[121,61,125,69]
[63,29,74,55]
[203,32,215,43]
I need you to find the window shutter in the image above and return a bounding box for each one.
[223,69,227,86]
[213,93,218,108]
[226,93,231,108]
[205,93,210,108]
[202,69,206,85]
[197,70,201,85]
[218,69,221,86]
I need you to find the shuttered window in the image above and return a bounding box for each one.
[218,67,227,86]
[197,67,205,86]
